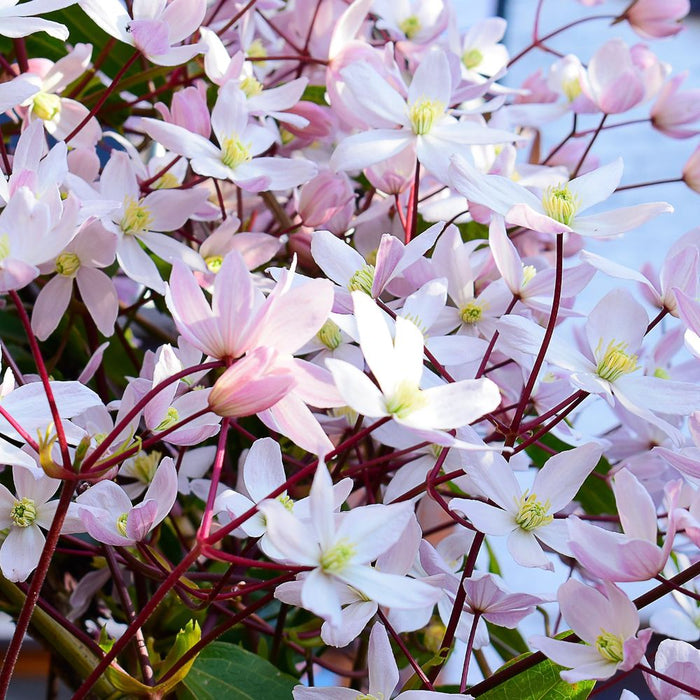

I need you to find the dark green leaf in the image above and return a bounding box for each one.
[478,655,594,700]
[177,642,298,700]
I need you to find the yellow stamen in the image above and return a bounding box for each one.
[462,48,484,70]
[32,92,61,121]
[221,137,252,170]
[399,14,422,39]
[385,381,428,419]
[596,340,638,382]
[514,491,552,531]
[347,264,375,295]
[595,630,624,664]
[542,184,580,226]
[55,252,81,276]
[121,196,154,236]
[460,302,483,325]
[408,98,445,135]
[11,497,37,528]
[320,538,356,573]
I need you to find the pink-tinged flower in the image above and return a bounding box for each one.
[682,143,700,193]
[644,639,700,699]
[79,0,207,66]
[0,0,75,40]
[294,622,463,699]
[497,289,700,442]
[0,466,83,582]
[582,39,647,114]
[326,291,501,441]
[76,457,177,546]
[449,154,673,238]
[568,468,679,582]
[166,250,333,361]
[453,18,509,82]
[141,83,317,192]
[450,443,602,571]
[0,74,39,114]
[155,84,211,138]
[372,0,448,45]
[531,579,651,683]
[619,0,690,39]
[97,150,208,294]
[208,347,297,418]
[330,48,520,181]
[20,44,101,148]
[0,188,80,293]
[463,572,545,628]
[651,72,700,139]
[259,461,440,626]
[31,220,119,340]
[297,170,355,232]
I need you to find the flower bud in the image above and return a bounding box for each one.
[298,170,354,231]
[155,84,210,137]
[619,0,690,39]
[208,347,296,418]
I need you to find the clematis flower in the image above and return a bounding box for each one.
[651,72,700,139]
[0,466,83,582]
[140,82,317,192]
[259,461,440,626]
[497,289,700,442]
[530,579,652,682]
[0,0,75,40]
[568,468,679,582]
[79,0,207,66]
[293,622,465,699]
[326,291,501,442]
[449,154,673,238]
[644,639,700,699]
[450,443,602,571]
[76,457,177,546]
[619,0,690,39]
[330,48,520,181]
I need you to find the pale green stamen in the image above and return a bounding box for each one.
[155,406,180,431]
[542,184,580,226]
[408,98,445,135]
[653,367,670,380]
[55,252,81,277]
[562,78,582,102]
[277,493,294,511]
[596,340,638,382]
[399,14,421,39]
[595,630,624,664]
[116,512,129,537]
[131,450,161,483]
[11,497,37,528]
[240,75,263,98]
[320,539,356,573]
[514,491,552,531]
[385,381,428,419]
[0,234,11,261]
[460,302,483,325]
[462,48,484,70]
[522,264,537,286]
[121,196,154,236]
[221,137,252,169]
[205,255,224,273]
[317,320,342,350]
[347,264,375,295]
[32,92,61,121]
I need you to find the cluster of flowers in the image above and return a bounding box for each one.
[0,0,699,697]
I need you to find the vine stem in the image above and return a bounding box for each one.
[460,612,482,693]
[0,481,77,698]
[506,234,564,447]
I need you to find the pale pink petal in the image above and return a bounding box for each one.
[76,268,118,337]
[506,203,571,235]
[140,117,220,161]
[367,623,399,698]
[574,202,673,237]
[340,63,407,125]
[0,526,45,582]
[507,528,553,569]
[449,499,516,535]
[117,236,165,293]
[311,229,366,286]
[330,130,412,173]
[143,188,209,232]
[243,438,285,502]
[568,158,623,210]
[234,156,317,192]
[31,274,72,340]
[125,499,158,541]
[340,565,440,609]
[258,499,319,566]
[325,358,386,418]
[530,635,604,670]
[160,0,205,43]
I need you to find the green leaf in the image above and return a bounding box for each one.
[177,642,298,700]
[478,655,594,700]
[301,85,328,105]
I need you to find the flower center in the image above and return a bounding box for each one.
[542,184,580,225]
[462,48,484,70]
[460,302,483,325]
[399,14,421,39]
[153,172,180,189]
[277,493,294,512]
[55,252,81,277]
[320,538,356,573]
[121,196,154,236]
[240,75,263,98]
[11,497,37,528]
[522,264,537,286]
[595,340,638,382]
[32,91,61,121]
[401,313,428,336]
[385,380,428,419]
[409,98,445,135]
[205,255,224,273]
[247,39,267,63]
[595,630,624,664]
[155,406,180,432]
[317,320,342,350]
[562,78,582,102]
[116,512,129,537]
[347,264,375,295]
[514,491,552,531]
[221,137,252,170]
[131,450,161,483]
[0,233,11,261]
